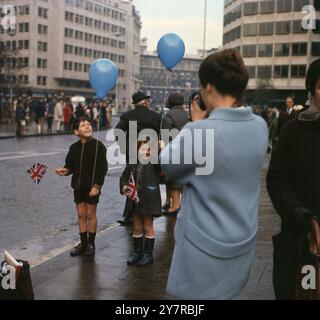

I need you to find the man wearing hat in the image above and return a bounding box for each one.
[162,92,189,216]
[116,91,161,226]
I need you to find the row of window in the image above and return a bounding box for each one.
[224,0,320,9]
[0,6,48,18]
[64,28,125,48]
[0,57,29,68]
[63,60,125,77]
[247,64,307,79]
[0,40,29,51]
[1,74,29,85]
[242,42,308,57]
[65,11,126,35]
[65,0,126,21]
[243,0,310,16]
[64,44,125,63]
[0,23,49,35]
[224,20,317,44]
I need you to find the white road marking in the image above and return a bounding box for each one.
[30,223,120,268]
[0,152,61,161]
[108,165,124,172]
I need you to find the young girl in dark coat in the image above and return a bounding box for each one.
[120,140,162,267]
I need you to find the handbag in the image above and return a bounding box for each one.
[272,231,298,300]
[295,219,320,300]
[0,260,34,300]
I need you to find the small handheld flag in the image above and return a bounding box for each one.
[124,173,139,204]
[27,163,48,184]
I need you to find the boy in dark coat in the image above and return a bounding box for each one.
[56,117,108,257]
[120,141,162,267]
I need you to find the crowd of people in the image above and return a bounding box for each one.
[9,49,320,300]
[14,97,113,137]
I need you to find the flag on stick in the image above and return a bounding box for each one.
[27,163,48,184]
[124,173,139,204]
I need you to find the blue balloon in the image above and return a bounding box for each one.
[157,33,186,71]
[89,59,118,100]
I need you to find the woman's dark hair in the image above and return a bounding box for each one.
[198,49,249,102]
[72,117,90,131]
[189,92,207,111]
[306,58,320,96]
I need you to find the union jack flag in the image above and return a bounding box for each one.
[27,163,48,185]
[124,173,139,204]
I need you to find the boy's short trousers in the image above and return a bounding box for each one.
[74,189,100,205]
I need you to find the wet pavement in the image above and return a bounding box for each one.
[31,168,281,300]
[0,118,126,267]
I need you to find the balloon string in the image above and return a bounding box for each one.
[160,70,171,130]
[91,100,101,189]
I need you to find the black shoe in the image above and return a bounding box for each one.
[84,243,95,256]
[127,236,144,266]
[118,218,133,227]
[138,254,153,267]
[138,238,155,267]
[127,251,144,266]
[70,243,86,257]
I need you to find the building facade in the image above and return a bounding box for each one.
[139,43,217,110]
[0,0,141,107]
[223,0,320,106]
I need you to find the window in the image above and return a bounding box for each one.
[259,44,273,57]
[292,42,308,55]
[243,23,258,36]
[312,42,320,56]
[291,65,307,78]
[258,66,272,79]
[313,20,320,34]
[65,11,74,21]
[275,43,290,56]
[243,2,258,15]
[260,0,275,14]
[19,5,29,15]
[274,65,289,78]
[38,7,48,19]
[293,20,308,33]
[276,21,291,34]
[224,5,242,26]
[247,66,256,78]
[223,26,241,44]
[277,0,292,12]
[242,45,257,57]
[37,59,47,69]
[19,23,29,33]
[38,24,48,35]
[293,0,310,11]
[259,22,274,35]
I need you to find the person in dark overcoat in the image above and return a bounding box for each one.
[267,58,320,299]
[162,92,189,215]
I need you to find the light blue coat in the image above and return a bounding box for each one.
[160,107,269,300]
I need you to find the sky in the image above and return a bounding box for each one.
[133,0,224,55]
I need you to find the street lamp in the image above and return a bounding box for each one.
[203,0,207,57]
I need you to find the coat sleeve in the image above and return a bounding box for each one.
[64,147,74,176]
[160,123,197,185]
[162,114,176,130]
[120,165,131,194]
[266,125,301,222]
[93,142,108,188]
[115,116,129,133]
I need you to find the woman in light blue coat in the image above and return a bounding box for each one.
[160,50,269,300]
